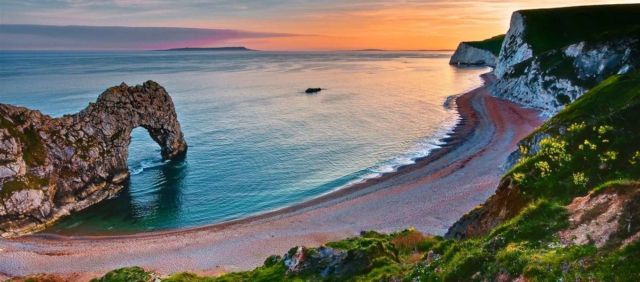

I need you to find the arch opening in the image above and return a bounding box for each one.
[127,127,165,176]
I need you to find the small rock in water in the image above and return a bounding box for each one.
[305,88,322,94]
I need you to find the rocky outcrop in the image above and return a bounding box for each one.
[445,176,527,239]
[305,88,322,94]
[284,246,356,277]
[490,6,640,115]
[493,12,531,78]
[558,183,640,248]
[492,37,639,116]
[281,235,399,279]
[0,81,187,237]
[449,43,498,67]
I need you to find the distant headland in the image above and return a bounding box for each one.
[354,48,454,52]
[159,46,256,51]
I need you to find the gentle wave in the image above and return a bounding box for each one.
[129,159,169,175]
[329,106,462,193]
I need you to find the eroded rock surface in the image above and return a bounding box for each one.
[444,176,527,239]
[0,81,187,237]
[282,242,398,279]
[493,11,532,78]
[558,183,640,248]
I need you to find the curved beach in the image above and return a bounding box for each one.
[0,73,542,280]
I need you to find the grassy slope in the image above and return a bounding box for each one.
[520,4,640,55]
[464,34,505,56]
[88,72,640,282]
[513,71,640,204]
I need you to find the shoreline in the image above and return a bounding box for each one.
[34,74,486,241]
[0,72,543,280]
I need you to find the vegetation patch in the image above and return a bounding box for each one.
[465,34,505,56]
[1,173,48,199]
[520,4,640,54]
[90,267,153,282]
[0,116,47,167]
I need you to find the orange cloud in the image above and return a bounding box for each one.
[3,0,638,50]
[198,0,639,50]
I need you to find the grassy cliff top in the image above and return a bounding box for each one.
[518,4,640,54]
[464,34,505,56]
[506,70,640,205]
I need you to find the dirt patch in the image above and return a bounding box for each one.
[558,183,640,248]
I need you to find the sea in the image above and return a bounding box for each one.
[0,51,487,235]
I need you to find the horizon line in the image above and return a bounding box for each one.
[0,48,456,52]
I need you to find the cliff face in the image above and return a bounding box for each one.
[493,12,532,78]
[493,37,639,116]
[449,43,498,67]
[492,5,640,115]
[0,81,187,237]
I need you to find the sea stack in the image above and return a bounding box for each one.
[0,81,187,237]
[305,88,322,94]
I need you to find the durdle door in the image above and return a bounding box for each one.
[0,81,187,237]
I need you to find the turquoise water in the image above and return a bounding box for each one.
[0,51,487,235]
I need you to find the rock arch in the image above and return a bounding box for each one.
[0,81,187,237]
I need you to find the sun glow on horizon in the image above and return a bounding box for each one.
[1,0,639,51]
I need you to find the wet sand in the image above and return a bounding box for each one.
[0,73,543,280]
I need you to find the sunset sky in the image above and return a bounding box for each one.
[0,0,638,50]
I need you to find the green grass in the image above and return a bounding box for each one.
[519,4,640,54]
[0,116,47,167]
[465,34,505,56]
[162,262,289,282]
[505,72,640,204]
[0,173,48,199]
[0,115,49,200]
[589,242,640,281]
[487,200,568,245]
[91,267,152,282]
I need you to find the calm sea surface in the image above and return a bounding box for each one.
[0,51,487,235]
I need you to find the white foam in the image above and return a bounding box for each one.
[320,105,462,196]
[364,109,460,177]
[129,159,169,175]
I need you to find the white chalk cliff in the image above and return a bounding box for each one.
[490,10,640,116]
[449,43,498,67]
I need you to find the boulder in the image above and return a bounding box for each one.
[305,88,322,94]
